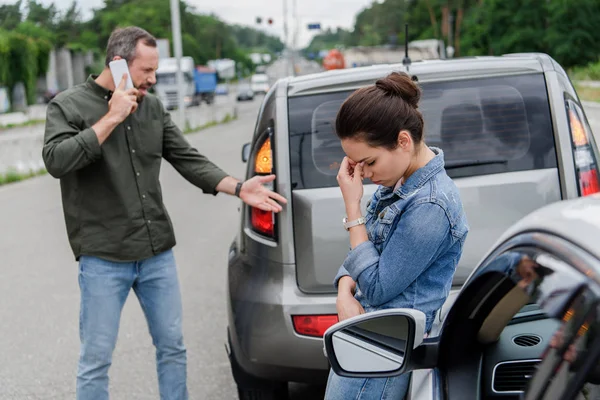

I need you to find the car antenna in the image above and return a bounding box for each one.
[402,23,411,72]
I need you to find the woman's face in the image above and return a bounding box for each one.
[341,131,414,188]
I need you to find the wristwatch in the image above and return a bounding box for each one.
[234,182,244,198]
[343,216,366,231]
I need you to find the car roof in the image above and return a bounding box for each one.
[491,195,600,261]
[285,53,559,97]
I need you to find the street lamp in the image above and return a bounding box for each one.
[169,0,186,129]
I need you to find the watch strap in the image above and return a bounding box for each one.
[344,216,366,231]
[235,182,243,198]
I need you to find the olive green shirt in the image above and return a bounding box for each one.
[42,75,229,261]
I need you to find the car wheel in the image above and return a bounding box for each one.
[237,384,288,400]
[229,342,289,400]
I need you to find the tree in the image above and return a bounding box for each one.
[0,0,23,31]
[55,1,84,48]
[545,0,600,68]
[305,27,351,54]
[26,0,57,28]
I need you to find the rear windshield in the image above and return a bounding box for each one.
[288,73,557,190]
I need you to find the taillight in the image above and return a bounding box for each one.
[255,138,272,174]
[250,133,276,238]
[566,100,600,196]
[251,208,274,236]
[292,315,339,338]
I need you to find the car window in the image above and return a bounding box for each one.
[288,73,557,190]
[440,233,600,399]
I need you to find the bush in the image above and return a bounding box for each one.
[570,60,600,81]
[0,29,52,105]
[0,168,47,186]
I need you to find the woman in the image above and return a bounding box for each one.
[325,71,469,400]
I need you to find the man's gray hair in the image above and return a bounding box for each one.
[105,26,157,66]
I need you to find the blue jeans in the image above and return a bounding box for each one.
[76,250,188,400]
[324,369,411,400]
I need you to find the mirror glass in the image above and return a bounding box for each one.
[241,143,251,163]
[332,315,410,373]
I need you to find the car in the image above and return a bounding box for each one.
[226,53,600,399]
[324,194,600,399]
[237,84,254,102]
[216,83,229,96]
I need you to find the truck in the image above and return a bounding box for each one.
[193,66,217,105]
[154,56,217,110]
[250,73,269,94]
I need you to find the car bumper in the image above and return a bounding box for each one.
[226,251,336,384]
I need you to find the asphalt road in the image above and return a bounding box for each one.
[0,96,326,399]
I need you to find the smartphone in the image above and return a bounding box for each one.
[108,59,134,90]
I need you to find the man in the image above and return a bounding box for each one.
[42,26,286,400]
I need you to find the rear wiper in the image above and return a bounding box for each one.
[445,158,508,169]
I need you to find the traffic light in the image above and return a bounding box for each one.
[256,16,262,24]
[268,18,273,25]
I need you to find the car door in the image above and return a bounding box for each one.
[432,230,600,400]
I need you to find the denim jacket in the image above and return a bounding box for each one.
[334,148,469,332]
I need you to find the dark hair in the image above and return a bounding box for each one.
[104,26,157,66]
[335,71,424,150]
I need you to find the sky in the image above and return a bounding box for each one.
[1,0,375,48]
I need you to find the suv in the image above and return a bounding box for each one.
[226,53,600,399]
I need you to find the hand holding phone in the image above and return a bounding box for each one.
[107,60,139,122]
[108,59,134,90]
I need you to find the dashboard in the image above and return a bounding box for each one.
[481,306,559,399]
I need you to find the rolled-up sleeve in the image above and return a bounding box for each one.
[161,108,228,194]
[333,263,352,289]
[42,101,102,178]
[343,202,452,306]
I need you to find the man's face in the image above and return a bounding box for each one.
[127,42,159,101]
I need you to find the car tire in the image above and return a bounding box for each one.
[237,384,288,400]
[228,339,289,400]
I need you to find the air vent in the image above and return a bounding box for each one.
[513,334,542,347]
[493,359,540,393]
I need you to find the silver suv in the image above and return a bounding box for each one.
[226,53,600,399]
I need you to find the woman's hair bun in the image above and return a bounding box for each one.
[375,71,421,108]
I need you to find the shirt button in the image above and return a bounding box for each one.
[142,194,146,199]
[104,95,108,100]
[136,172,140,177]
[132,149,136,153]
[147,220,152,224]
[127,126,131,130]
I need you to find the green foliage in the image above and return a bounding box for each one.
[545,0,600,68]
[230,24,284,54]
[0,0,22,30]
[0,30,49,104]
[305,27,352,54]
[571,60,600,81]
[80,0,279,71]
[0,167,47,186]
[306,0,600,70]
[25,0,57,28]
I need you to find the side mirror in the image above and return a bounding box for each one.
[323,309,428,378]
[241,143,251,163]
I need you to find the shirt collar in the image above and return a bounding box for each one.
[85,75,113,100]
[379,147,445,198]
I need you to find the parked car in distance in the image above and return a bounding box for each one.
[226,53,600,399]
[237,84,254,102]
[324,194,600,400]
[216,83,229,96]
